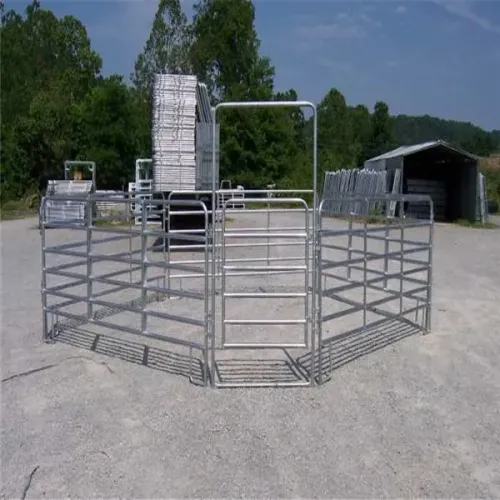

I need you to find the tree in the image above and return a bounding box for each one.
[74,76,144,190]
[350,104,372,164]
[316,88,357,172]
[191,0,273,102]
[367,101,394,159]
[1,0,102,198]
[131,0,192,93]
[190,0,299,187]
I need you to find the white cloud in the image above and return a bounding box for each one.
[395,5,407,14]
[295,10,382,50]
[435,0,500,35]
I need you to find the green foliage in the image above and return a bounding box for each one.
[1,0,499,208]
[131,0,192,92]
[482,168,500,207]
[392,115,499,156]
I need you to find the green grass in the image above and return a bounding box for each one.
[93,215,134,227]
[243,201,310,210]
[0,198,38,220]
[453,218,498,229]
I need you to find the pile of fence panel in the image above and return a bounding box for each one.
[41,180,93,227]
[152,74,197,191]
[321,169,387,217]
[152,75,220,192]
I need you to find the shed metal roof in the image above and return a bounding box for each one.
[365,140,479,163]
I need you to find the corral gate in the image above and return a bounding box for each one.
[209,101,319,387]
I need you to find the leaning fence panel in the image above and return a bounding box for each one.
[321,169,388,217]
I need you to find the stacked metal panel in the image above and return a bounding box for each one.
[195,82,219,189]
[196,83,213,123]
[152,74,197,191]
[196,122,220,190]
[321,169,387,217]
[41,180,93,227]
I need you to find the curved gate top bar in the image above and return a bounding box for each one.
[211,101,319,386]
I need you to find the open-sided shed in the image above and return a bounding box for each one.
[364,140,479,222]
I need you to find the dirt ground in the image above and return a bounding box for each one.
[1,213,500,498]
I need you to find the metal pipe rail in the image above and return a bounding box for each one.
[41,194,212,385]
[317,194,433,384]
[40,162,434,387]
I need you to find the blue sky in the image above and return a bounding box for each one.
[7,0,500,130]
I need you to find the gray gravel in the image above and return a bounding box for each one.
[2,214,500,498]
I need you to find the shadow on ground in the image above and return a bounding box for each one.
[54,317,421,387]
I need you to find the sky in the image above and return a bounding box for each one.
[6,0,500,131]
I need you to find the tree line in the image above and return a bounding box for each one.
[1,0,499,203]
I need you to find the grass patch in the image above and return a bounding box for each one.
[328,213,419,226]
[243,201,310,210]
[0,199,38,220]
[453,218,498,229]
[93,216,134,228]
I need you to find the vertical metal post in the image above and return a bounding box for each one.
[304,203,310,348]
[425,199,434,333]
[161,195,167,290]
[211,109,218,387]
[167,197,172,298]
[383,198,390,289]
[128,200,133,285]
[86,196,94,320]
[220,203,227,347]
[316,202,324,385]
[202,202,210,385]
[266,198,271,272]
[140,199,148,334]
[347,214,353,280]
[399,198,405,316]
[363,200,368,329]
[310,106,318,386]
[40,198,49,341]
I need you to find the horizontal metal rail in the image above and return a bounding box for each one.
[40,189,433,389]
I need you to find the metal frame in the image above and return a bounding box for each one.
[211,101,318,387]
[40,191,433,388]
[317,194,434,384]
[64,161,96,187]
[40,101,435,389]
[41,194,211,385]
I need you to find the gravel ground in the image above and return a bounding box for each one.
[1,213,500,498]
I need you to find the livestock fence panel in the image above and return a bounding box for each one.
[40,194,212,386]
[315,193,434,384]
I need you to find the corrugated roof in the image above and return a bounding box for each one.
[365,140,478,162]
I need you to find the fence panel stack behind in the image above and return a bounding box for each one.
[321,169,388,217]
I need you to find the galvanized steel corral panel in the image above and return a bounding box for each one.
[42,180,93,226]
